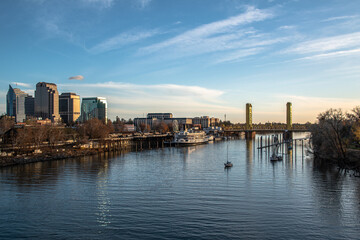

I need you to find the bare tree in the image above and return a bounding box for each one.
[311,108,352,167]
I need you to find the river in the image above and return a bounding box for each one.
[0,133,359,239]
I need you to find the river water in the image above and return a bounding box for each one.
[0,133,359,239]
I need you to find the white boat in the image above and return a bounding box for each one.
[173,129,207,145]
[224,145,233,168]
[206,135,214,142]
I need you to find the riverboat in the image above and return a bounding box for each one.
[173,129,207,145]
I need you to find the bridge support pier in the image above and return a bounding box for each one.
[283,131,293,141]
[245,131,256,140]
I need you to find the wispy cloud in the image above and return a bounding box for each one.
[43,21,74,42]
[278,25,295,30]
[60,81,224,103]
[69,75,84,80]
[321,15,359,22]
[136,0,152,9]
[88,29,159,54]
[81,0,114,8]
[58,81,233,119]
[214,47,264,64]
[295,48,360,61]
[11,82,31,88]
[286,32,360,54]
[140,6,275,56]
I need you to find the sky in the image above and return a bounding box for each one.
[0,0,359,123]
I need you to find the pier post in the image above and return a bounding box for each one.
[302,139,304,160]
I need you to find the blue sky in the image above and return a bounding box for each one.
[1,0,359,123]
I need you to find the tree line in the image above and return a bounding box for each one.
[311,107,360,173]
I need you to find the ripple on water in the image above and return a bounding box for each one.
[0,135,359,239]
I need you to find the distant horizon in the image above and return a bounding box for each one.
[1,1,359,123]
[2,80,356,124]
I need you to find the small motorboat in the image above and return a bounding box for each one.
[224,161,233,168]
[270,155,283,161]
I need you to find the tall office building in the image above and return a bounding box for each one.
[6,85,29,122]
[35,82,60,122]
[286,102,292,130]
[25,95,35,117]
[246,103,253,130]
[59,93,81,124]
[81,97,107,123]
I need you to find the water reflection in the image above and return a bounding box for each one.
[96,160,111,227]
[0,138,359,239]
[246,139,253,180]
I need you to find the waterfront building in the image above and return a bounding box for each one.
[59,93,81,124]
[193,116,210,129]
[286,102,292,130]
[35,82,60,122]
[210,117,220,127]
[134,115,193,132]
[147,113,173,119]
[6,85,34,122]
[246,103,253,130]
[81,97,107,123]
[134,118,155,131]
[169,118,192,130]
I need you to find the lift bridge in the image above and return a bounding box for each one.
[224,102,308,140]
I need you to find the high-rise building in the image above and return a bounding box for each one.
[81,97,107,123]
[25,95,35,117]
[246,103,252,130]
[286,102,292,130]
[6,85,34,122]
[35,82,60,122]
[59,93,81,124]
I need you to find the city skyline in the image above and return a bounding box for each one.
[1,0,359,123]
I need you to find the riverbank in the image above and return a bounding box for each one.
[0,135,171,168]
[0,148,102,168]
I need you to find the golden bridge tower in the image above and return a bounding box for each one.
[286,102,292,130]
[246,103,253,130]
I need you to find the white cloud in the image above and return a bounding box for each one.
[214,47,264,64]
[81,0,114,8]
[58,81,235,119]
[137,0,151,9]
[89,30,159,54]
[321,15,359,22]
[286,32,360,54]
[278,25,295,30]
[69,75,84,80]
[60,81,224,102]
[140,7,274,55]
[295,48,360,61]
[11,82,32,88]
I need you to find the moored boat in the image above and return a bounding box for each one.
[173,129,207,145]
